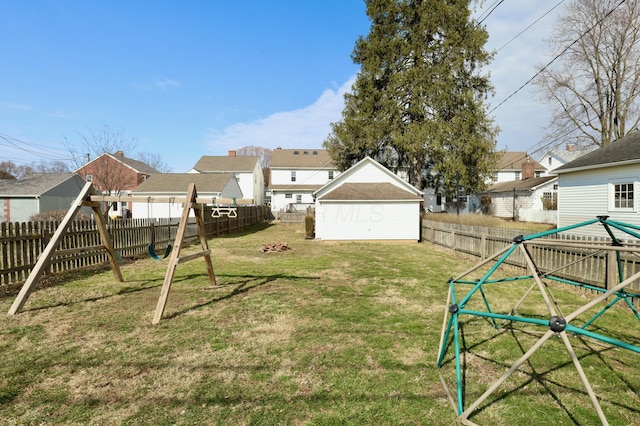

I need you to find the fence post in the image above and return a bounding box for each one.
[481,233,487,259]
[451,229,456,251]
[606,250,618,297]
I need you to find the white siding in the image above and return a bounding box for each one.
[271,191,315,212]
[271,169,334,186]
[317,201,420,241]
[558,164,640,238]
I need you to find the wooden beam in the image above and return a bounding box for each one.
[8,182,94,315]
[152,183,217,324]
[88,195,253,205]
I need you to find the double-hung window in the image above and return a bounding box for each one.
[614,183,634,209]
[609,179,636,211]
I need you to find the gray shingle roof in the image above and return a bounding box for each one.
[554,131,640,173]
[270,149,335,168]
[320,182,422,201]
[0,173,80,196]
[132,173,234,193]
[191,156,258,172]
[485,175,557,193]
[117,155,161,174]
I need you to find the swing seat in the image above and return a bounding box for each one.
[149,243,172,260]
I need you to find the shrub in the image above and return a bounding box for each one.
[29,209,90,222]
[305,215,315,239]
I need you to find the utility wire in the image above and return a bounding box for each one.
[496,0,567,53]
[489,0,628,114]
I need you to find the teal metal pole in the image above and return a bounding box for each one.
[457,243,519,309]
[522,218,600,241]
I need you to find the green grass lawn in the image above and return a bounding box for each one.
[0,222,638,425]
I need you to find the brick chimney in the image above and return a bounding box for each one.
[521,158,535,180]
[228,150,236,157]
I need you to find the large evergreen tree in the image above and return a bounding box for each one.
[324,0,498,197]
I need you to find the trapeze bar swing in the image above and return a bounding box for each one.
[436,216,640,425]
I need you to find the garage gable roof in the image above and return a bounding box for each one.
[314,156,423,200]
[320,182,422,200]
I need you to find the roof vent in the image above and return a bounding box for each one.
[293,150,299,155]
[303,151,308,155]
[313,151,318,155]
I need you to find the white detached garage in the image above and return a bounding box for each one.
[313,157,423,241]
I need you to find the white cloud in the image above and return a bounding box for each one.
[155,79,181,90]
[205,77,355,153]
[0,102,33,111]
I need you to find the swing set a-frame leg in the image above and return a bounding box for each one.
[152,183,216,325]
[8,182,123,316]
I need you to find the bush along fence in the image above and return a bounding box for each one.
[0,205,269,286]
[421,219,640,296]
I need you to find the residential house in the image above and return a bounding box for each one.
[76,151,160,218]
[269,148,339,216]
[553,131,640,238]
[491,152,547,183]
[130,173,243,219]
[537,144,596,172]
[313,157,423,241]
[0,173,87,222]
[189,150,263,205]
[483,176,558,224]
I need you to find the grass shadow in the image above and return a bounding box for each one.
[161,273,320,321]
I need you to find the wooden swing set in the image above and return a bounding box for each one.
[6,181,252,324]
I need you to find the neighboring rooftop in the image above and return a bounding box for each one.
[191,156,259,172]
[485,175,557,193]
[133,173,236,193]
[0,173,82,196]
[497,151,546,171]
[554,131,640,173]
[270,148,335,169]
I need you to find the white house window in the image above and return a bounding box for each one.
[515,171,521,180]
[614,183,634,209]
[296,195,302,203]
[491,172,498,182]
[285,193,292,199]
[548,157,552,166]
[535,171,542,178]
[86,174,93,182]
[291,171,296,182]
[328,170,334,180]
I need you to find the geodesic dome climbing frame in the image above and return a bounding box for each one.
[436,216,640,425]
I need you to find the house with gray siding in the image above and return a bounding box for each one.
[554,131,640,238]
[0,173,87,222]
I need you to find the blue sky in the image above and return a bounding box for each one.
[1,1,565,172]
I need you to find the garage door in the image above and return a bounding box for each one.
[319,202,419,240]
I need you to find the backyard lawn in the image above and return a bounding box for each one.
[0,222,638,425]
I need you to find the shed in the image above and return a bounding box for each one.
[0,173,87,222]
[313,157,423,241]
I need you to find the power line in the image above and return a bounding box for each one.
[489,0,628,114]
[496,0,567,53]
[0,132,71,162]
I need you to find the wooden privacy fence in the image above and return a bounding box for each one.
[421,219,640,295]
[0,205,269,286]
